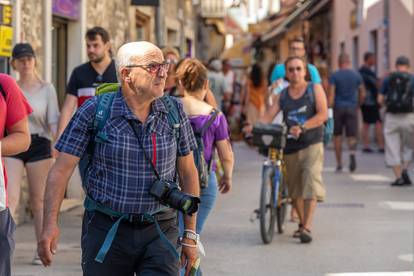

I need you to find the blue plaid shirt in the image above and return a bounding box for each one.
[56,91,197,214]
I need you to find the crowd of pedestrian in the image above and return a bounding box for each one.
[1,24,414,276]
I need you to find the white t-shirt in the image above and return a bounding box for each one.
[22,82,60,141]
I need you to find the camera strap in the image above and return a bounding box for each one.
[127,120,162,181]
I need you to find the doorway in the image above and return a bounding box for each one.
[52,17,67,108]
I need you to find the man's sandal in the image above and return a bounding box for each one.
[299,228,312,243]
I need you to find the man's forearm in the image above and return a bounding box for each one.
[180,169,200,231]
[43,163,74,227]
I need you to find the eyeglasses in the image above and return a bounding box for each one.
[287,66,302,73]
[126,62,170,75]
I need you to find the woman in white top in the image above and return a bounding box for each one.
[4,43,60,265]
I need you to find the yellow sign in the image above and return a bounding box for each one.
[0,25,13,57]
[2,5,11,25]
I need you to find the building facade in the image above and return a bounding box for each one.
[331,0,414,76]
[5,0,196,224]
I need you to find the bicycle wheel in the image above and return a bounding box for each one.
[259,165,276,244]
[276,177,288,234]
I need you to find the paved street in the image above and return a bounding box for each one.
[12,142,414,276]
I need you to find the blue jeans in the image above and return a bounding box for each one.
[179,171,218,276]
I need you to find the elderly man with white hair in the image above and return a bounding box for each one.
[37,41,200,275]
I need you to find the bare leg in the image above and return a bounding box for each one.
[347,137,357,154]
[361,123,370,149]
[3,158,25,218]
[333,136,342,168]
[303,198,317,231]
[392,165,402,179]
[26,158,54,242]
[294,198,305,226]
[375,121,384,150]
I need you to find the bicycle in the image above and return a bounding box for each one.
[251,123,289,244]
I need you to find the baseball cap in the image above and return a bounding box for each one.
[396,56,410,66]
[12,43,35,59]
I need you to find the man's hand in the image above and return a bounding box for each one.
[218,176,232,194]
[180,240,199,276]
[242,123,253,135]
[289,125,303,139]
[37,223,60,266]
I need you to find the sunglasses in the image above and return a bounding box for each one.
[287,66,303,73]
[126,62,170,75]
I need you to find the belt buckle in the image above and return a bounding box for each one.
[129,214,153,226]
[129,214,144,225]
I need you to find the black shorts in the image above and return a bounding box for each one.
[360,104,381,124]
[333,107,358,137]
[11,134,52,164]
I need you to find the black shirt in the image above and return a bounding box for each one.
[66,60,117,107]
[359,65,378,106]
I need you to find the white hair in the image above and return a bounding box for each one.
[115,41,161,74]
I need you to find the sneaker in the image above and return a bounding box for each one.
[335,165,343,173]
[299,228,312,243]
[32,254,42,265]
[401,170,412,185]
[391,178,405,187]
[349,154,356,172]
[378,148,385,153]
[362,148,374,153]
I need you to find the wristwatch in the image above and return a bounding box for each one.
[182,230,199,243]
[299,124,307,133]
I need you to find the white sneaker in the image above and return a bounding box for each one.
[32,254,42,265]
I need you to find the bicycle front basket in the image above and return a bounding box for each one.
[252,123,286,149]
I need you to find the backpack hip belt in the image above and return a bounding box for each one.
[84,196,179,263]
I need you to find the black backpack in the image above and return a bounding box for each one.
[386,72,414,113]
[193,109,219,188]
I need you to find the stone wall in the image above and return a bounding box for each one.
[20,0,44,76]
[86,0,132,53]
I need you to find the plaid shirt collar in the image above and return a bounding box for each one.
[110,89,169,121]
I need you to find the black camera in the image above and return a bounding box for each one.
[150,180,200,215]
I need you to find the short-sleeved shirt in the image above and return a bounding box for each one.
[329,69,363,108]
[21,83,60,140]
[188,112,229,166]
[0,73,32,205]
[270,63,321,84]
[56,91,197,214]
[359,65,378,106]
[66,60,117,107]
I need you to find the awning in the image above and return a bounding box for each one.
[220,38,252,67]
[305,0,331,19]
[262,0,316,42]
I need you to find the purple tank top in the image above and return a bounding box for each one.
[188,113,229,169]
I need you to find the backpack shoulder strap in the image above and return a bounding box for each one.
[93,92,116,142]
[159,95,181,140]
[305,83,315,105]
[199,109,219,136]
